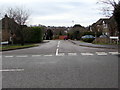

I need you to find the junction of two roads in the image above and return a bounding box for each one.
[1,40,119,88]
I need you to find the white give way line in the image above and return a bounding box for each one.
[2,52,119,58]
[56,41,60,56]
[0,69,24,72]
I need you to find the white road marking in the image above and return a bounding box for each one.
[5,56,14,58]
[58,41,60,45]
[68,53,77,56]
[32,55,41,57]
[16,55,28,58]
[57,53,65,56]
[56,48,59,56]
[96,52,107,56]
[109,52,119,55]
[57,41,60,48]
[57,44,60,48]
[56,41,61,56]
[44,55,53,57]
[81,53,94,56]
[0,69,24,72]
[3,51,118,58]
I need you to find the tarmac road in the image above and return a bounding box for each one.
[1,40,119,88]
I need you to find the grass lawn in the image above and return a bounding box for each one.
[93,42,120,45]
[0,44,39,51]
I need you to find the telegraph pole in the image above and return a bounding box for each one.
[72,20,74,26]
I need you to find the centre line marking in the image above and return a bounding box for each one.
[57,44,60,48]
[58,41,60,44]
[57,41,60,48]
[0,69,24,72]
[56,41,61,56]
[56,48,59,56]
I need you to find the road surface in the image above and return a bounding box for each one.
[1,40,119,88]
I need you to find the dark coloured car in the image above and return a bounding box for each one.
[81,35,95,43]
[81,35,95,39]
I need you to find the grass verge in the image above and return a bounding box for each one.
[0,44,39,51]
[93,43,120,45]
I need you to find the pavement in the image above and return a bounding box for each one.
[1,40,119,88]
[69,40,118,49]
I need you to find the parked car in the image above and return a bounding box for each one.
[81,35,95,43]
[64,36,68,40]
[81,35,95,39]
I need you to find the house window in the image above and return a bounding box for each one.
[90,27,92,32]
[106,32,109,36]
[103,21,108,28]
[104,24,108,28]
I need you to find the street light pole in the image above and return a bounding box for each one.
[72,20,74,26]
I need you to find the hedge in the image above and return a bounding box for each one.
[23,27,43,43]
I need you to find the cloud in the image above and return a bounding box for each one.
[0,0,105,26]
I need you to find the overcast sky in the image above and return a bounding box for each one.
[0,0,107,27]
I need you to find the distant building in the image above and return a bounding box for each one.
[47,26,69,36]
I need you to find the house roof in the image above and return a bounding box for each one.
[96,18,109,25]
[91,18,109,27]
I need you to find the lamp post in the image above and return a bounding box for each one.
[72,20,74,26]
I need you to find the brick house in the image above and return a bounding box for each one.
[90,18,110,36]
[45,26,71,40]
[47,26,69,36]
[90,17,118,37]
[1,15,21,42]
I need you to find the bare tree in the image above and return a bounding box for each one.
[98,0,120,43]
[6,7,30,45]
[6,7,30,25]
[97,0,119,16]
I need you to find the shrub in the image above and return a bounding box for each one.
[53,35,59,40]
[92,38,110,44]
[82,38,95,43]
